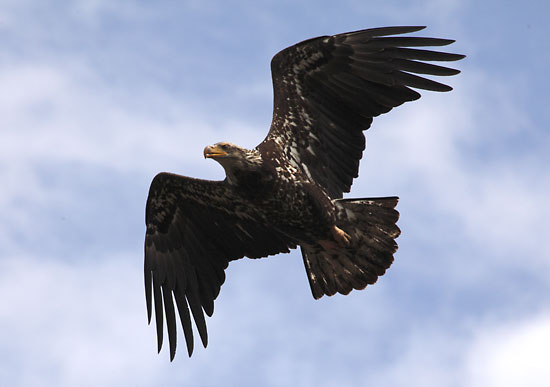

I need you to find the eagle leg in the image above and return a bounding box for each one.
[318,225,351,252]
[332,225,351,247]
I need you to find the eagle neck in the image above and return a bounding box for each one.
[221,149,265,187]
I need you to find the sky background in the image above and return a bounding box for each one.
[1,0,549,386]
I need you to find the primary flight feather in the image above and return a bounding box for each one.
[144,26,465,360]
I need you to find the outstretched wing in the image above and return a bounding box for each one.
[145,172,296,360]
[259,26,465,198]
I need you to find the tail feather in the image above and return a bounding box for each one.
[301,197,400,299]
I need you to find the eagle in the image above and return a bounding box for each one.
[144,26,464,360]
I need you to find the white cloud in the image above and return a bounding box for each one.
[356,313,550,387]
[465,314,550,387]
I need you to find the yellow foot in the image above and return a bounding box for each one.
[318,226,351,253]
[332,225,351,247]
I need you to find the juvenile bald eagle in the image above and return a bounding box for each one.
[145,26,464,360]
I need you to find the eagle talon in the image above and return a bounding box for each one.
[332,225,351,247]
[318,226,350,252]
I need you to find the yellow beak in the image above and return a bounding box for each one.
[203,145,228,159]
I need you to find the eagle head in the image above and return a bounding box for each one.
[204,142,263,184]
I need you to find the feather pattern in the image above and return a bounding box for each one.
[260,26,465,198]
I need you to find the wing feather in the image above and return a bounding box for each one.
[162,282,177,359]
[174,282,194,357]
[145,172,296,360]
[259,26,464,198]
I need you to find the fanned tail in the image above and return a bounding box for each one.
[301,197,401,299]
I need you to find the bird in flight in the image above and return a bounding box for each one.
[144,26,464,360]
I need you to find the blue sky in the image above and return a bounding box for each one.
[1,1,549,386]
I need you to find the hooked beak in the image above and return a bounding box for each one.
[203,145,228,159]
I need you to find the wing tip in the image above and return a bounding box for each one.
[200,330,209,349]
[386,25,426,34]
